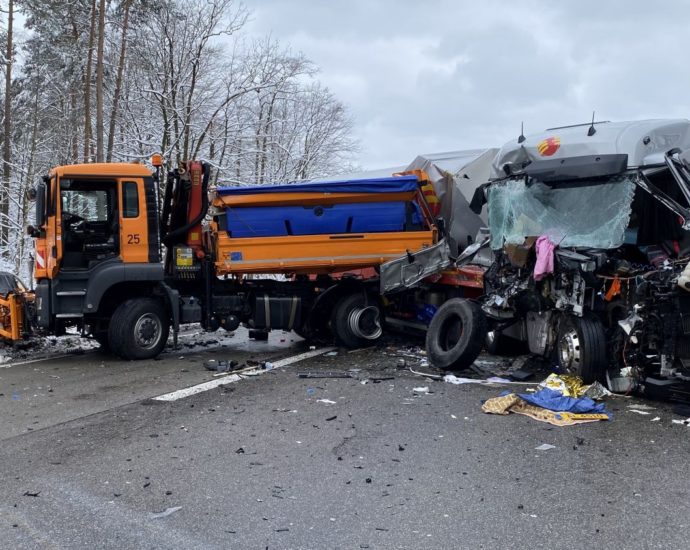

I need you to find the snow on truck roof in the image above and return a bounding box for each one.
[491,119,690,179]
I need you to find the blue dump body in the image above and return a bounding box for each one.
[216,175,423,238]
[222,202,422,238]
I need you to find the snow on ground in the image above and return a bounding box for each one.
[0,325,260,365]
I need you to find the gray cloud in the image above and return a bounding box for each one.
[242,0,690,168]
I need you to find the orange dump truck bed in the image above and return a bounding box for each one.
[210,174,437,275]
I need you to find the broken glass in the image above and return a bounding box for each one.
[487,175,636,250]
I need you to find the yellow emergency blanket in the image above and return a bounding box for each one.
[481,393,610,427]
[539,373,586,397]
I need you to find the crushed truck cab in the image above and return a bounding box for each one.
[425,119,690,396]
[19,160,438,359]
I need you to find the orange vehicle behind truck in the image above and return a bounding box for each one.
[10,159,439,359]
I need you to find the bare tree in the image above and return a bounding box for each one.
[83,0,97,161]
[1,0,14,254]
[106,0,133,162]
[95,0,105,162]
[1,0,358,275]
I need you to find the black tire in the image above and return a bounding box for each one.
[108,298,170,360]
[426,298,487,370]
[556,314,607,383]
[331,293,383,348]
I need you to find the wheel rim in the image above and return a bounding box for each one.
[558,329,581,373]
[347,306,382,340]
[134,313,163,350]
[441,316,463,351]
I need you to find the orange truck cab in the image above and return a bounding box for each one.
[30,163,173,354]
[26,160,439,359]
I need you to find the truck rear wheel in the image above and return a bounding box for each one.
[426,298,487,370]
[109,298,170,360]
[556,314,606,383]
[331,293,383,348]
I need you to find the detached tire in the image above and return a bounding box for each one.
[108,298,170,360]
[556,314,606,383]
[426,299,487,370]
[331,293,383,348]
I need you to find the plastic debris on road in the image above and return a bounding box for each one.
[316,398,336,405]
[583,381,612,399]
[672,418,690,426]
[413,387,430,394]
[443,374,512,385]
[297,371,352,379]
[534,443,556,451]
[150,506,182,519]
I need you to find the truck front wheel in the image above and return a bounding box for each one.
[426,298,487,370]
[556,314,606,383]
[109,298,170,360]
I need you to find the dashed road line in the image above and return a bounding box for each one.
[152,346,337,402]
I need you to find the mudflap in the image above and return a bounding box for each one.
[160,283,180,347]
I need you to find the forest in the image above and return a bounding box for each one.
[0,0,358,278]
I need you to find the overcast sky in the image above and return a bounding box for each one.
[242,0,690,169]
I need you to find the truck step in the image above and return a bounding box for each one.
[56,290,86,296]
[55,313,84,319]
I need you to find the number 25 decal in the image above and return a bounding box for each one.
[127,234,141,244]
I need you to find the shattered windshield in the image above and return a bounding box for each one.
[488,174,636,250]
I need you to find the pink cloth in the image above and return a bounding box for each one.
[534,235,556,281]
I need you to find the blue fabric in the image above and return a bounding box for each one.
[518,388,611,417]
[224,201,408,238]
[216,175,420,196]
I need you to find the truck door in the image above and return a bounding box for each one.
[59,178,119,269]
[118,178,149,263]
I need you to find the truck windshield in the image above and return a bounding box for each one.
[487,174,636,250]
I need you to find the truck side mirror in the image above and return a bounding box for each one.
[27,187,37,201]
[35,182,46,229]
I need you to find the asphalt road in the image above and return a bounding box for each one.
[0,329,689,549]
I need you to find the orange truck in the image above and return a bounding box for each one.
[4,159,438,359]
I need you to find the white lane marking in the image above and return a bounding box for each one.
[152,346,337,402]
[152,374,243,401]
[0,354,75,369]
[265,347,336,369]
